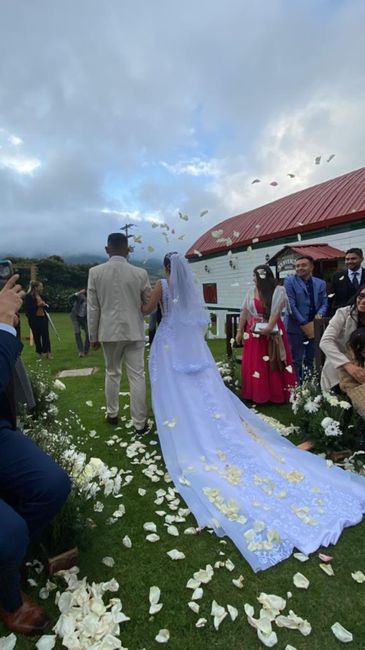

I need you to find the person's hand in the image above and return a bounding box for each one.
[314,313,323,320]
[235,330,243,345]
[343,362,365,384]
[0,274,23,326]
[258,326,271,336]
[92,341,101,351]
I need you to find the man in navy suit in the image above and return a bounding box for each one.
[284,256,328,382]
[0,276,70,636]
[329,248,365,315]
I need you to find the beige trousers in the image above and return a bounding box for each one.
[102,341,147,428]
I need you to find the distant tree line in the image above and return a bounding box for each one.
[9,255,163,312]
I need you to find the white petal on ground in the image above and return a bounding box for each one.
[149,585,161,604]
[293,572,310,589]
[166,549,185,560]
[138,488,147,496]
[191,587,203,600]
[155,629,170,643]
[150,603,163,615]
[227,605,238,621]
[166,525,179,536]
[257,629,278,647]
[293,552,309,562]
[53,379,66,391]
[225,559,235,572]
[319,563,335,576]
[184,527,197,535]
[85,400,93,407]
[331,622,353,643]
[122,535,132,548]
[232,575,245,589]
[186,578,201,589]
[143,521,157,532]
[0,634,17,650]
[102,556,115,567]
[146,533,160,542]
[351,570,365,583]
[195,618,207,628]
[35,636,57,650]
[188,601,200,613]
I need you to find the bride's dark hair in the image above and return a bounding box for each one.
[163,252,178,273]
[253,265,277,319]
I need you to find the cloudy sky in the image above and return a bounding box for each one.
[1,0,364,261]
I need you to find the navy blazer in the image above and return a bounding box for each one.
[0,329,22,429]
[284,274,328,335]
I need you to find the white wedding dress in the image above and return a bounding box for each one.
[149,258,365,572]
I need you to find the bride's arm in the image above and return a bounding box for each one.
[141,280,162,315]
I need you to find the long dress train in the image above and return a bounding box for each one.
[150,278,365,572]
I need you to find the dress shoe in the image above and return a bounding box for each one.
[0,592,50,636]
[106,415,118,425]
[134,423,150,435]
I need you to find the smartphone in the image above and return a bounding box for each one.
[0,259,14,283]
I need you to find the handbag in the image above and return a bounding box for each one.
[252,322,279,334]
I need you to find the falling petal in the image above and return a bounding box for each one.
[252,371,260,379]
[315,156,321,165]
[212,229,224,238]
[327,154,336,163]
[331,622,353,643]
[251,178,261,184]
[200,210,209,217]
[194,250,202,257]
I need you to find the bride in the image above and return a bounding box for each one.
[142,252,365,571]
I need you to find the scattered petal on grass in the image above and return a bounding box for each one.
[232,575,245,589]
[186,578,201,589]
[138,488,146,496]
[192,587,203,600]
[146,533,160,542]
[225,559,235,572]
[331,622,353,643]
[351,570,365,583]
[0,634,17,650]
[155,629,170,643]
[211,600,227,630]
[319,563,335,576]
[293,552,309,562]
[188,601,200,613]
[196,618,207,628]
[184,527,197,535]
[293,573,309,589]
[35,636,57,650]
[166,549,185,560]
[122,535,132,548]
[276,610,312,635]
[257,629,278,647]
[284,646,298,650]
[150,603,163,614]
[149,586,161,605]
[318,553,333,562]
[53,379,66,391]
[227,605,238,621]
[143,522,157,532]
[102,556,115,567]
[85,400,93,407]
[167,525,179,536]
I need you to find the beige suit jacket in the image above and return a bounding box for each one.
[87,257,151,342]
[320,306,358,391]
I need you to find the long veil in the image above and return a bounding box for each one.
[167,254,215,373]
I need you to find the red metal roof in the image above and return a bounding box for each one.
[186,167,365,258]
[269,243,345,263]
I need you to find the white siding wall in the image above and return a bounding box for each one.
[190,224,365,338]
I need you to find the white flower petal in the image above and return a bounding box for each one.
[166,549,185,560]
[225,559,235,572]
[102,556,115,567]
[188,601,200,613]
[184,527,197,535]
[149,603,163,615]
[155,629,170,643]
[85,400,93,407]
[149,586,161,605]
[186,578,201,589]
[166,525,179,536]
[351,570,365,583]
[146,533,160,542]
[293,573,310,589]
[331,622,353,643]
[191,587,203,600]
[293,552,309,562]
[195,618,207,628]
[35,636,57,650]
[232,575,245,589]
[138,488,147,496]
[122,535,132,548]
[143,521,157,532]
[319,563,335,576]
[227,604,238,621]
[0,634,17,650]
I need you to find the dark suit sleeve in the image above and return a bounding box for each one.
[0,330,22,394]
[317,280,328,316]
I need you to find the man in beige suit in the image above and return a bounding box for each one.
[87,233,151,432]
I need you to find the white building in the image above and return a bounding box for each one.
[186,167,365,338]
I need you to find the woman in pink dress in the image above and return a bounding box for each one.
[236,265,294,404]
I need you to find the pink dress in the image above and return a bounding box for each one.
[241,297,294,404]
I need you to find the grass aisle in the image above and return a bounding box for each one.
[4,314,365,649]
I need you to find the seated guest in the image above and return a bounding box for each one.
[339,328,365,418]
[0,275,71,636]
[320,285,365,392]
[329,248,365,316]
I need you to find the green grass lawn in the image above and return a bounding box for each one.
[4,314,365,649]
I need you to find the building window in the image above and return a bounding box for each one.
[203,283,217,304]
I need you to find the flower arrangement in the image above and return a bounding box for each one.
[216,356,240,394]
[289,376,365,454]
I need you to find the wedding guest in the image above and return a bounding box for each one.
[339,328,365,418]
[23,281,52,359]
[284,256,327,382]
[329,248,365,315]
[320,284,365,392]
[87,233,151,431]
[69,289,90,357]
[235,265,294,404]
[0,275,70,636]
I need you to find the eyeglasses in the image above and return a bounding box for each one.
[357,293,365,300]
